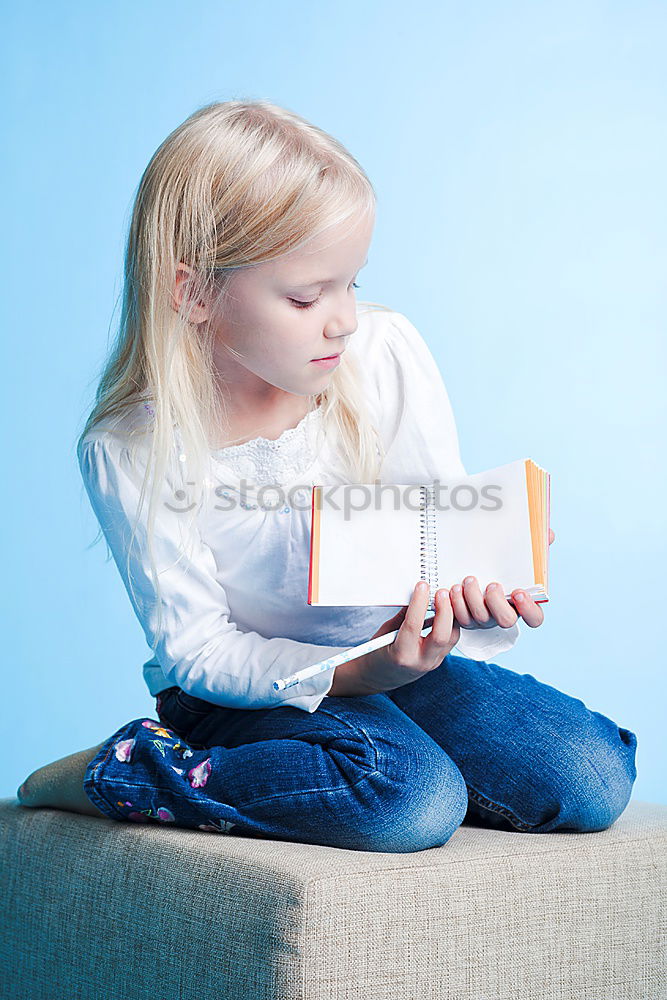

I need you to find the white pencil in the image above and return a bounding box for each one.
[273,615,443,691]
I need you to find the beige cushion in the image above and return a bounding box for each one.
[1,797,665,999]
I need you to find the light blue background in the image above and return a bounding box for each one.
[4,1,665,805]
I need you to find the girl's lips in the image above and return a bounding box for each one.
[312,353,340,361]
[310,354,341,368]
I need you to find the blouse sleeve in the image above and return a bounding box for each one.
[372,310,521,661]
[78,433,352,713]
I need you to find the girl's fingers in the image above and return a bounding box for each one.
[451,575,546,630]
[549,528,555,545]
[449,583,474,627]
[428,588,456,649]
[412,579,545,646]
[483,583,519,628]
[401,581,431,637]
[461,576,492,625]
[510,590,545,627]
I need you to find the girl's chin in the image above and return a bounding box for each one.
[310,356,341,372]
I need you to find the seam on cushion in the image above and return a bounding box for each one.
[301,832,666,887]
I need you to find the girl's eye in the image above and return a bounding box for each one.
[289,282,361,310]
[289,297,320,310]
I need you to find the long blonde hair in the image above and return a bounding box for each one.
[76,98,391,651]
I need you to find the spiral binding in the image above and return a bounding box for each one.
[419,484,439,611]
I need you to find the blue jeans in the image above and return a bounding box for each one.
[83,654,638,853]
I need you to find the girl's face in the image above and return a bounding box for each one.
[207,211,374,407]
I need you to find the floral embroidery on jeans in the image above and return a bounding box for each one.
[104,715,237,834]
[188,758,212,788]
[114,738,136,762]
[114,800,176,824]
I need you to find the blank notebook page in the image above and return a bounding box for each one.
[313,488,422,606]
[434,460,534,591]
[309,459,549,607]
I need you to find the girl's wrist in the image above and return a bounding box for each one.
[327,654,387,697]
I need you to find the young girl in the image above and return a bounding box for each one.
[17,99,637,852]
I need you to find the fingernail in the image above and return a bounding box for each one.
[487,583,498,591]
[464,576,475,585]
[451,584,461,595]
[515,592,525,602]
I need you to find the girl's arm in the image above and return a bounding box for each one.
[78,433,355,713]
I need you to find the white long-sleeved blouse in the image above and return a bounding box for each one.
[78,306,520,713]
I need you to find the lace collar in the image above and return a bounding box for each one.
[209,407,323,488]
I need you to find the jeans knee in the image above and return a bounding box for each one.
[549,719,638,832]
[355,749,469,853]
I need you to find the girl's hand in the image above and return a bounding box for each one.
[452,530,555,632]
[359,581,461,693]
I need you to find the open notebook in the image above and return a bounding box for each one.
[307,458,550,612]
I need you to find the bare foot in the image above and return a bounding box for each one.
[17,745,108,818]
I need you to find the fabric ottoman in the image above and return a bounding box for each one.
[1,797,665,999]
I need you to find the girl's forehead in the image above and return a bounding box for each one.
[225,213,373,289]
[275,223,373,280]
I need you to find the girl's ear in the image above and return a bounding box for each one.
[171,263,211,323]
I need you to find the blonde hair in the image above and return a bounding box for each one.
[76,98,391,653]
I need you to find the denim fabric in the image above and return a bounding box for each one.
[83,654,638,854]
